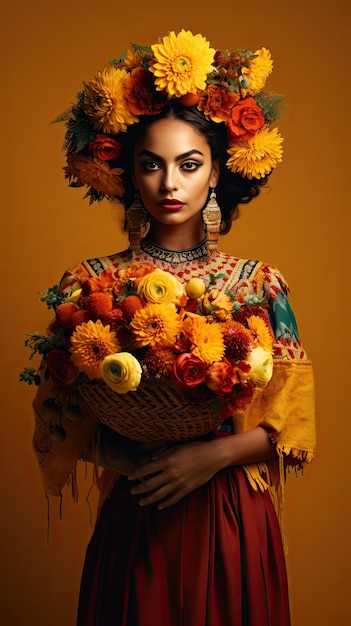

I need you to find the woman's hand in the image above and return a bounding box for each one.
[127,427,277,509]
[127,439,225,509]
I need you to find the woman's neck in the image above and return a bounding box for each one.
[147,220,206,251]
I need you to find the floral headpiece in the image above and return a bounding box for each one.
[59,29,285,205]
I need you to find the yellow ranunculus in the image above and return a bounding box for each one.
[100,352,142,394]
[246,347,273,387]
[137,268,185,306]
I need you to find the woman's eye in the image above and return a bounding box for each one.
[181,161,202,171]
[142,161,160,171]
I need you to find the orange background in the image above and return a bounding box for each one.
[1,1,349,624]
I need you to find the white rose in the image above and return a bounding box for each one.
[100,352,142,394]
[246,347,273,387]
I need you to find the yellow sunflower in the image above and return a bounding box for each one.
[189,316,225,366]
[226,127,283,179]
[84,66,139,133]
[70,319,121,379]
[65,153,125,198]
[241,48,273,93]
[130,303,182,348]
[246,315,274,353]
[150,30,215,98]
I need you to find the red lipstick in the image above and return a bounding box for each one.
[157,199,185,212]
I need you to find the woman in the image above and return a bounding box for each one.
[27,30,316,626]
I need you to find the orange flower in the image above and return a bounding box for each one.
[113,262,155,295]
[246,315,274,353]
[206,358,239,395]
[55,302,78,329]
[124,67,167,116]
[171,353,207,389]
[198,85,239,122]
[85,292,113,319]
[64,153,125,199]
[226,97,264,141]
[142,347,175,382]
[88,135,122,161]
[188,316,225,365]
[70,319,120,379]
[131,303,182,348]
[83,268,116,295]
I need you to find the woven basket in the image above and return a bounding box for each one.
[78,379,223,442]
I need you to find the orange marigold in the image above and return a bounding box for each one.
[64,153,125,199]
[198,85,239,122]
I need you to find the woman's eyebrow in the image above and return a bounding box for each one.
[138,149,204,161]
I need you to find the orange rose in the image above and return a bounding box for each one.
[226,97,264,141]
[206,358,238,395]
[88,135,122,161]
[171,353,207,389]
[47,350,79,386]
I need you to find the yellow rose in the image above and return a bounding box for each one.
[137,268,185,305]
[100,352,142,394]
[246,347,273,387]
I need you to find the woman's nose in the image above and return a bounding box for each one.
[160,167,178,191]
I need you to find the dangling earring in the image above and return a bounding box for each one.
[126,191,148,251]
[202,188,221,256]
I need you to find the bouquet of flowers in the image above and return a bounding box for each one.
[21,263,275,441]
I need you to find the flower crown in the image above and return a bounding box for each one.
[59,29,285,205]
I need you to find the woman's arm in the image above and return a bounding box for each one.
[84,425,155,476]
[127,427,277,509]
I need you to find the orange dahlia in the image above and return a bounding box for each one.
[188,316,225,365]
[130,303,182,348]
[70,319,120,379]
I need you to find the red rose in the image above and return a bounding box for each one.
[47,350,79,386]
[171,353,207,390]
[226,97,264,142]
[88,135,122,161]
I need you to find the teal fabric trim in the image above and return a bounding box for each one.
[268,287,300,343]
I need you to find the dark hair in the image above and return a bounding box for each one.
[120,102,270,234]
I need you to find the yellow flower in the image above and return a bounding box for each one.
[242,48,273,93]
[137,268,185,306]
[150,30,215,98]
[130,303,182,348]
[246,315,274,353]
[65,153,125,198]
[84,66,139,133]
[189,316,225,365]
[226,127,283,179]
[70,319,120,379]
[245,346,273,387]
[100,352,142,394]
[122,45,154,70]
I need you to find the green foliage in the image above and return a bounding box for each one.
[19,367,41,386]
[255,92,286,122]
[38,285,66,309]
[24,332,64,359]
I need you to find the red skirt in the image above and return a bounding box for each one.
[76,460,291,626]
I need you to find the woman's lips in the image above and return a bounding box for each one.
[157,199,185,212]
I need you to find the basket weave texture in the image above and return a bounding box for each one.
[79,379,223,442]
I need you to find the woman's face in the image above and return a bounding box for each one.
[133,116,220,230]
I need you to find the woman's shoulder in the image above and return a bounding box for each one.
[59,249,133,294]
[216,251,289,296]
